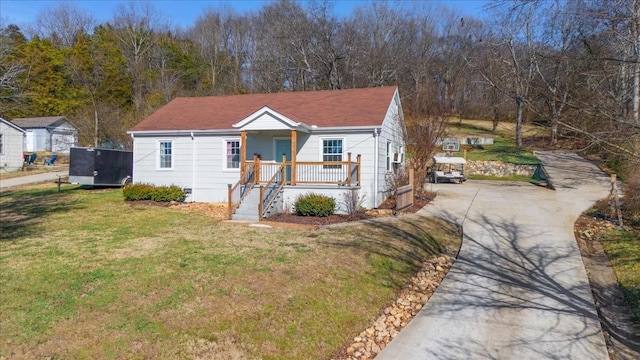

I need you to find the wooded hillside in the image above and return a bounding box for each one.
[1,0,638,176]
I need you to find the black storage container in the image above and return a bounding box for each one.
[69,147,133,186]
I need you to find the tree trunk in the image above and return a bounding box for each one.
[94,108,99,148]
[515,94,523,148]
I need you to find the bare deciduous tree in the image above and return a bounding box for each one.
[0,24,25,115]
[31,2,95,48]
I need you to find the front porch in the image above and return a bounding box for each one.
[228,153,362,220]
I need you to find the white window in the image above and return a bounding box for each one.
[0,134,3,154]
[158,140,173,169]
[322,138,343,169]
[225,139,241,169]
[386,141,391,171]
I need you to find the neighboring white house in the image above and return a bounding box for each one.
[128,86,406,220]
[12,116,78,153]
[0,117,26,172]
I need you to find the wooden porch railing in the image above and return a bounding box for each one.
[244,153,362,186]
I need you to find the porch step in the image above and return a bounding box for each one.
[231,185,284,221]
[232,187,261,221]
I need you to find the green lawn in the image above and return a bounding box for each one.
[446,121,540,165]
[462,137,540,165]
[600,228,640,321]
[0,184,460,359]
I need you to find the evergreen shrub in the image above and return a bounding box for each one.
[123,184,186,202]
[294,193,336,217]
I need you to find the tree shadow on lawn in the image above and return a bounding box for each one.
[0,186,82,242]
[320,214,461,276]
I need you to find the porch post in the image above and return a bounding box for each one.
[347,152,352,186]
[227,184,232,219]
[291,130,297,185]
[357,154,362,186]
[259,186,264,221]
[254,154,261,184]
[240,131,247,180]
[282,154,287,185]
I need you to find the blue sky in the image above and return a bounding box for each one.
[1,0,488,30]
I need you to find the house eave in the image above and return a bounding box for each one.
[309,125,381,133]
[128,129,240,137]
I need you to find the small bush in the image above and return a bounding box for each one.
[123,184,186,202]
[342,189,366,215]
[151,185,187,202]
[123,183,154,201]
[294,193,336,217]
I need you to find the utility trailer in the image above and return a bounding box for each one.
[69,147,133,186]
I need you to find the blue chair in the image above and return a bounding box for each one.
[24,153,37,165]
[44,154,58,166]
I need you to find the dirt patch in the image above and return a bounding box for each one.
[575,213,640,360]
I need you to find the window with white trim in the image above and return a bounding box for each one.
[322,138,343,169]
[386,141,391,171]
[0,134,3,154]
[225,139,241,169]
[158,140,173,169]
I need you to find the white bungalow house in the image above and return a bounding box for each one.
[12,116,79,153]
[0,117,26,172]
[128,86,406,220]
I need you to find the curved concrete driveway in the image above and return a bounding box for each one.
[376,151,611,360]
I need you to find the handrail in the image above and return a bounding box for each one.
[260,161,286,219]
[227,164,255,219]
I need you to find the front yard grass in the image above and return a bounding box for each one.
[0,184,460,359]
[600,228,640,321]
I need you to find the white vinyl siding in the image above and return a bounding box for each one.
[158,140,173,169]
[0,120,26,171]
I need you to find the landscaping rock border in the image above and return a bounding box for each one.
[332,255,454,360]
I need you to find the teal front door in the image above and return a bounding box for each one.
[275,139,292,182]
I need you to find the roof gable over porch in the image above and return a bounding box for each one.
[233,106,311,132]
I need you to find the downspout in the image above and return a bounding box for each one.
[191,132,195,202]
[130,133,135,183]
[373,128,380,208]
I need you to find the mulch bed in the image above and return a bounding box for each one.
[267,190,435,226]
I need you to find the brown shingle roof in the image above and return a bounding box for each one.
[12,116,73,129]
[130,86,398,132]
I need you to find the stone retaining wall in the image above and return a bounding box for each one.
[466,160,537,177]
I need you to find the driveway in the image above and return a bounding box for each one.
[376,151,611,360]
[0,170,69,192]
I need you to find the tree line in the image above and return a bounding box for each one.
[0,0,638,176]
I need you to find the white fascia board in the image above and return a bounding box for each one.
[0,118,26,133]
[127,129,239,137]
[309,125,380,134]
